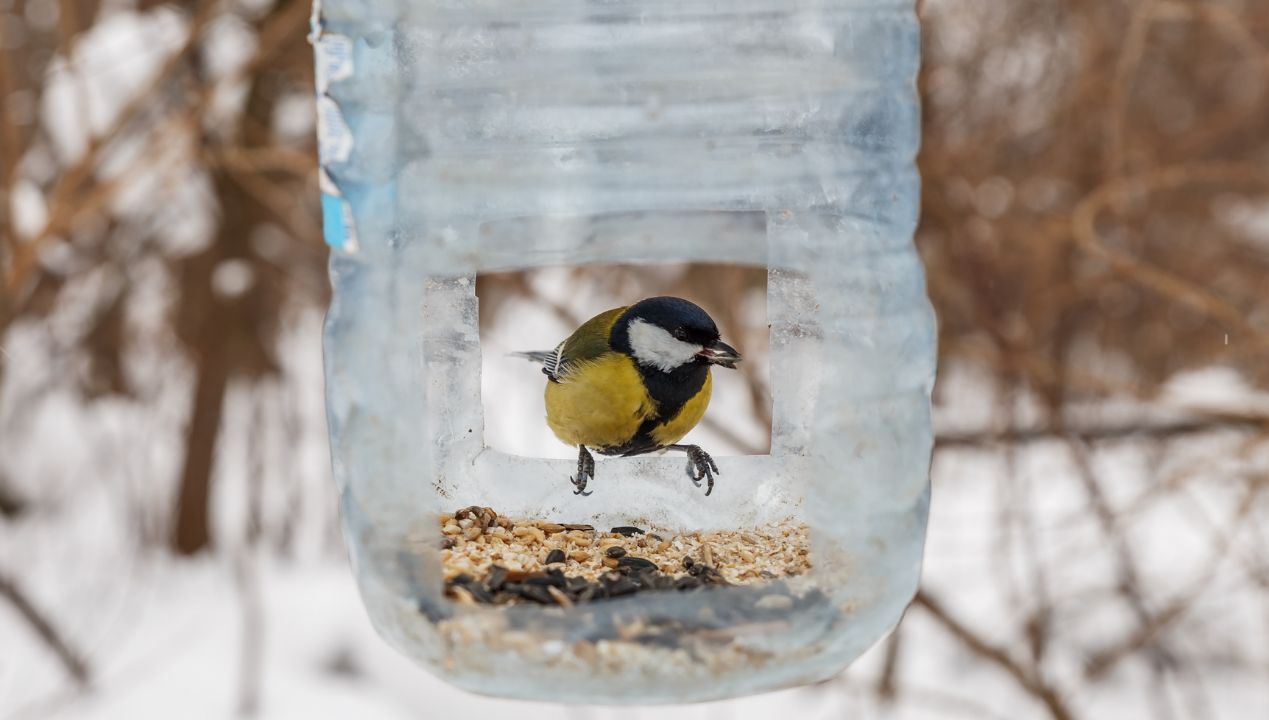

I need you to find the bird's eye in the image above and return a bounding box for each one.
[673,329,688,341]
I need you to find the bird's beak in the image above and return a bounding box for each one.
[697,339,741,369]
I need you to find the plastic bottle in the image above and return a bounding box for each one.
[315,0,934,703]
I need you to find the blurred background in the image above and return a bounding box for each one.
[2,0,1268,718]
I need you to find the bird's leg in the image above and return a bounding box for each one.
[570,445,595,496]
[666,444,720,497]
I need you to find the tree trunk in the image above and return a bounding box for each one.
[171,314,230,555]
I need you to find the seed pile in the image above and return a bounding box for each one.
[437,506,810,608]
[421,507,840,677]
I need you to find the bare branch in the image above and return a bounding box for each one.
[5,1,224,302]
[914,590,1076,720]
[936,415,1268,448]
[0,572,91,688]
[1070,162,1269,353]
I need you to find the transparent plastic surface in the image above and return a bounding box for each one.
[317,0,934,704]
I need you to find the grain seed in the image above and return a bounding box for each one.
[448,585,477,605]
[546,585,574,608]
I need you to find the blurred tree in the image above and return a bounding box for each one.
[0,0,326,553]
[917,0,1269,413]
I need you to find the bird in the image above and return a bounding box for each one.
[517,296,741,497]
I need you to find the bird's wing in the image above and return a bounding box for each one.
[516,306,628,382]
[540,343,566,381]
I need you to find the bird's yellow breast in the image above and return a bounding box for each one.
[545,354,654,448]
[544,354,712,451]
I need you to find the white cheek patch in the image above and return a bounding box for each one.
[628,319,702,372]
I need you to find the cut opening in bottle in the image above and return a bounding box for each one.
[477,261,773,461]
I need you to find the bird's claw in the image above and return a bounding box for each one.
[571,447,595,496]
[683,446,719,496]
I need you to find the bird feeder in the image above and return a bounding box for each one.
[315,0,934,704]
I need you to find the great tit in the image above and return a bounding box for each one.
[519,296,741,497]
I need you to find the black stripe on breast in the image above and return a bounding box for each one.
[640,363,708,421]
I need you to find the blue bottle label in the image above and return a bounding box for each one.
[310,4,358,252]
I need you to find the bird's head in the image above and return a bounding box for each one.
[611,297,742,373]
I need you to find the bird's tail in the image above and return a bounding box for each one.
[510,346,564,381]
[511,350,555,365]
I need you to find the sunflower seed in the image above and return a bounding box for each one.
[610,526,645,536]
[524,572,566,587]
[464,581,495,603]
[674,576,703,591]
[485,565,509,591]
[617,556,657,572]
[606,577,638,597]
[518,585,555,604]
